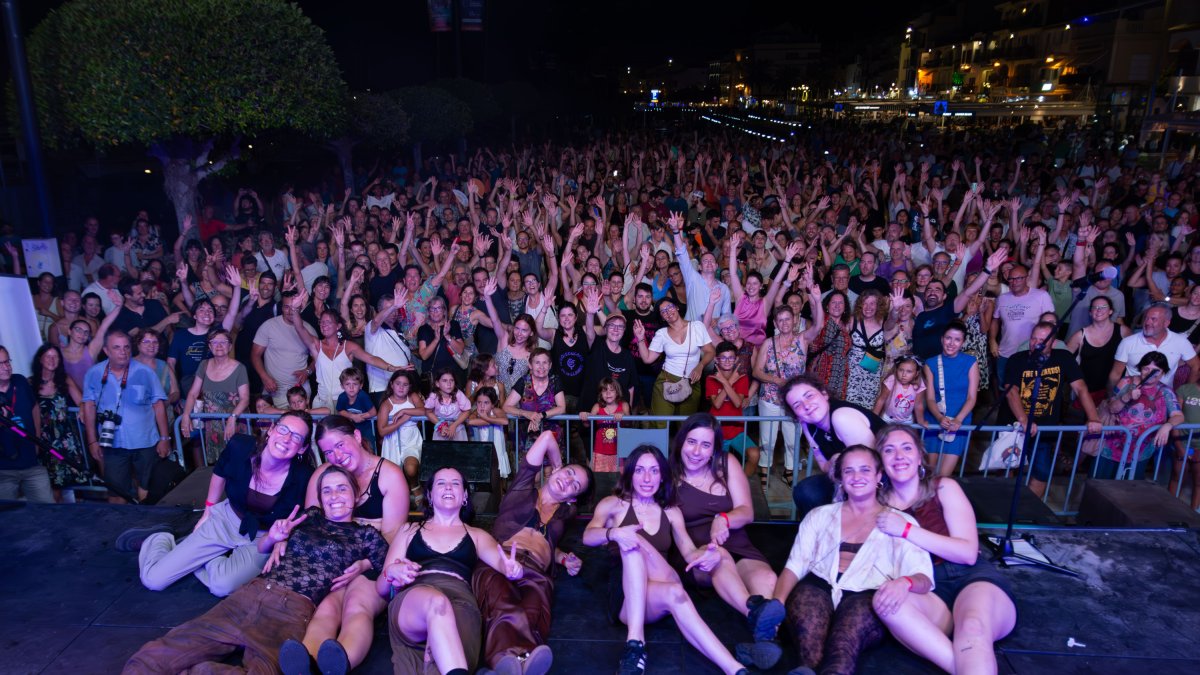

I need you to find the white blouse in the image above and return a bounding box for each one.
[649,321,712,378]
[783,502,933,608]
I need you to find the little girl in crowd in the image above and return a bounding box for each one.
[873,356,926,425]
[579,376,628,473]
[466,353,507,408]
[377,370,426,500]
[468,387,511,487]
[425,367,471,441]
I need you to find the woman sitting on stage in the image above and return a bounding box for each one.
[377,466,525,675]
[124,465,388,674]
[873,424,1016,674]
[769,445,933,675]
[583,444,750,675]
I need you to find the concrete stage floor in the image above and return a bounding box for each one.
[2,501,1198,674]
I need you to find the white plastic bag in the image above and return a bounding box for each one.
[980,425,1024,471]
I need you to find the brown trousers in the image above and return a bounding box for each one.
[471,551,555,668]
[123,577,315,675]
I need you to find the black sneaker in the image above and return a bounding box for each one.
[734,640,783,669]
[316,639,350,675]
[745,595,786,642]
[616,639,646,675]
[278,639,314,675]
[115,524,172,552]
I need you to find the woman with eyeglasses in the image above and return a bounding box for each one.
[63,294,122,392]
[1065,295,1129,408]
[133,328,180,433]
[180,327,250,466]
[632,297,715,419]
[134,410,315,597]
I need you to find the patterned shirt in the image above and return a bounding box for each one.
[265,508,389,605]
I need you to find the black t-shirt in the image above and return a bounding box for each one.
[416,321,464,375]
[552,330,593,402]
[367,269,401,304]
[849,274,890,296]
[578,340,638,411]
[913,302,958,360]
[623,307,665,377]
[1002,349,1083,425]
[109,300,169,337]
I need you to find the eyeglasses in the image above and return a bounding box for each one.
[892,279,909,285]
[209,340,231,347]
[1089,305,1110,312]
[719,324,738,331]
[272,424,307,445]
[140,339,158,345]
[717,355,737,362]
[606,324,626,331]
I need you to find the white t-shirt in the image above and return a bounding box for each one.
[649,321,712,378]
[1114,331,1197,385]
[300,261,329,293]
[256,249,289,279]
[365,321,412,393]
[993,288,1055,358]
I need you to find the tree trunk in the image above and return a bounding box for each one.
[161,157,201,244]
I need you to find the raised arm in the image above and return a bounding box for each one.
[288,289,321,356]
[952,248,1007,314]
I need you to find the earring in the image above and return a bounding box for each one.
[877,481,884,490]
[918,465,927,479]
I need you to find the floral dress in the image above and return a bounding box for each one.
[1101,381,1179,464]
[37,391,88,488]
[496,347,531,392]
[809,319,852,399]
[962,310,991,389]
[847,320,885,409]
[514,373,563,453]
[453,307,478,360]
[759,335,807,407]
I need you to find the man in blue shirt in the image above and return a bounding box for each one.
[81,331,169,503]
[0,345,53,503]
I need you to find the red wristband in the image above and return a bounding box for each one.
[718,512,730,528]
[903,576,914,591]
[902,522,912,538]
[204,500,216,508]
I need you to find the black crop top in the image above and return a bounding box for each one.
[407,525,478,579]
[356,459,386,520]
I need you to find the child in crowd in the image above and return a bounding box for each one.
[377,370,426,503]
[873,356,926,425]
[705,340,760,481]
[467,386,512,488]
[424,367,471,441]
[580,376,628,473]
[335,367,376,451]
[466,353,507,408]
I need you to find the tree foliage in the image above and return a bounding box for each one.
[343,92,409,149]
[27,0,345,149]
[430,78,499,126]
[393,86,473,145]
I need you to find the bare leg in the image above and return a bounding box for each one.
[951,583,1017,675]
[936,454,960,478]
[735,559,777,599]
[1028,478,1047,499]
[743,446,761,479]
[646,579,744,675]
[874,591,954,672]
[617,546,649,642]
[337,576,387,667]
[691,548,751,617]
[304,588,345,656]
[394,586,467,673]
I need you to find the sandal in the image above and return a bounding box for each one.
[781,469,794,487]
[759,468,770,492]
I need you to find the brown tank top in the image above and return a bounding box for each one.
[615,502,671,554]
[904,494,950,565]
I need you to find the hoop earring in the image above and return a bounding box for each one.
[877,481,884,490]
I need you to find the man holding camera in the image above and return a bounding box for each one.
[81,331,170,504]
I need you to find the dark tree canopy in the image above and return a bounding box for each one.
[393,86,473,145]
[28,0,345,148]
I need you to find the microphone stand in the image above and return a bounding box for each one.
[0,414,139,505]
[987,346,1080,577]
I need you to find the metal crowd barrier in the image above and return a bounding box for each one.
[1131,423,1200,503]
[176,412,1149,519]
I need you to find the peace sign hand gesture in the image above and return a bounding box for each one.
[632,319,647,341]
[498,542,525,580]
[266,506,308,546]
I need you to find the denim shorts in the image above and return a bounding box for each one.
[933,558,1016,610]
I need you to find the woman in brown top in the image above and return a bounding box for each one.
[669,413,785,668]
[873,424,1016,675]
[584,444,747,675]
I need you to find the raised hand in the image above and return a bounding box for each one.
[267,505,308,545]
[176,262,189,283]
[225,264,242,289]
[984,246,1009,272]
[582,286,603,315]
[499,542,525,580]
[632,319,646,341]
[430,236,444,259]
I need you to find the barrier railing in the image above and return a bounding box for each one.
[177,412,1146,519]
[1130,423,1200,504]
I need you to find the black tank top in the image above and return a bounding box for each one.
[1078,327,1121,393]
[614,502,671,555]
[407,524,478,579]
[807,399,887,458]
[356,459,386,520]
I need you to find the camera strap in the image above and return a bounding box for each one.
[100,363,130,418]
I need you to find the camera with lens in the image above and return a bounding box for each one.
[97,411,122,449]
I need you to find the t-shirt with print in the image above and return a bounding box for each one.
[1002,349,1083,425]
[336,390,376,448]
[993,289,1055,358]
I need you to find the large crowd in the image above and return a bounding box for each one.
[1,118,1198,674]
